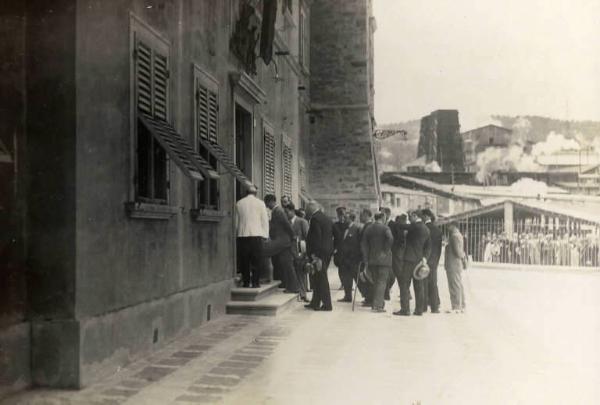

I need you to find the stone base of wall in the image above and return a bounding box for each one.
[30,279,233,389]
[0,322,31,400]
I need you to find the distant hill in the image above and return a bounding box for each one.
[491,115,600,146]
[375,115,600,173]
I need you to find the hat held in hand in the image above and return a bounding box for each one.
[413,260,430,280]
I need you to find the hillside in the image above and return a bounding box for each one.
[375,115,600,173]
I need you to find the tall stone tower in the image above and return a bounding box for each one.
[417,110,465,172]
[307,0,379,215]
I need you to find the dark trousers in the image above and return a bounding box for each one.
[273,248,296,291]
[238,237,263,286]
[339,260,359,300]
[423,262,440,311]
[399,260,425,314]
[371,265,391,310]
[310,255,332,309]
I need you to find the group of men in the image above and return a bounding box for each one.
[235,187,335,311]
[235,186,467,314]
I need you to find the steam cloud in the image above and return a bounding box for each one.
[475,131,582,183]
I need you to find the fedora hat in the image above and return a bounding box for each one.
[413,260,430,280]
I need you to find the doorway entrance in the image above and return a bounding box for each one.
[235,103,253,201]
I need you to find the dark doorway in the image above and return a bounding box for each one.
[235,104,253,201]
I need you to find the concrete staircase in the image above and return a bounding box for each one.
[226,281,299,316]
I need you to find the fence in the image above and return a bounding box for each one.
[440,217,600,269]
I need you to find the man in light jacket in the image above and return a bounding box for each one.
[360,212,394,312]
[445,222,467,313]
[235,186,269,288]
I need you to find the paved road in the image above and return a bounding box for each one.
[5,267,600,405]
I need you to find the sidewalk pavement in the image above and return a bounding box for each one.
[4,266,600,404]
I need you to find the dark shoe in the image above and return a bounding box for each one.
[315,306,332,311]
[337,297,352,302]
[393,310,410,316]
[372,308,386,313]
[361,301,372,307]
[251,283,260,288]
[242,283,250,288]
[304,304,316,309]
[431,308,440,314]
[413,311,423,316]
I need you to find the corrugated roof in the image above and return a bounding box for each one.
[380,173,481,203]
[438,199,600,225]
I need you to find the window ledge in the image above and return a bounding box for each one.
[191,208,229,223]
[125,202,179,220]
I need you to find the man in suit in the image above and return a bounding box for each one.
[357,208,374,306]
[235,186,269,288]
[421,209,442,313]
[380,206,395,301]
[264,194,296,292]
[392,210,431,316]
[332,206,349,289]
[361,213,394,312]
[337,212,363,302]
[391,213,408,300]
[285,202,310,302]
[445,222,467,313]
[305,201,334,311]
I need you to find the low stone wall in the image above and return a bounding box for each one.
[31,279,233,389]
[469,261,600,274]
[0,322,31,400]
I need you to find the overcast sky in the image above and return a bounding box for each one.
[373,0,600,130]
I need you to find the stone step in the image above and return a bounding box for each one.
[226,292,298,316]
[230,281,282,302]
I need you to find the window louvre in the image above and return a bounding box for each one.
[197,84,218,143]
[282,143,293,198]
[263,130,276,195]
[140,113,219,181]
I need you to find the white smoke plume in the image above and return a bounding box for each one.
[475,131,584,183]
[531,132,580,155]
[509,178,550,196]
[424,160,442,173]
[475,145,540,183]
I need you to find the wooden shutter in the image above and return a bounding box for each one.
[136,41,153,115]
[282,143,293,198]
[263,130,276,195]
[197,84,218,143]
[135,36,169,120]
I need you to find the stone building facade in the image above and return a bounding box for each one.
[0,0,377,397]
[417,110,465,172]
[306,0,379,214]
[461,124,513,172]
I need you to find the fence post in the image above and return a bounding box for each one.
[504,201,514,238]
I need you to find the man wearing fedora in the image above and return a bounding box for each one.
[421,208,442,313]
[445,222,467,313]
[360,212,393,312]
[392,210,431,316]
[305,201,334,311]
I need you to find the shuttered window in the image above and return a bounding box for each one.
[196,79,220,210]
[282,142,293,199]
[135,36,170,203]
[263,129,276,196]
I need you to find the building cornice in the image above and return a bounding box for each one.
[230,72,267,104]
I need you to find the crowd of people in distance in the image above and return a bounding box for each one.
[476,232,600,267]
[235,186,469,314]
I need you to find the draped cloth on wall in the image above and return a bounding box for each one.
[230,2,261,75]
[259,0,278,65]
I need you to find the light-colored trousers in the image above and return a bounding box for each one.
[446,269,465,310]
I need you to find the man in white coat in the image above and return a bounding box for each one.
[235,186,269,288]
